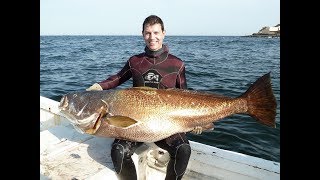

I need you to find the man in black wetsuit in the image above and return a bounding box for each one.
[87,15,198,180]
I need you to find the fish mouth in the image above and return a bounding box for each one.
[58,95,108,134]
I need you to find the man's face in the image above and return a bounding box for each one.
[142,23,165,51]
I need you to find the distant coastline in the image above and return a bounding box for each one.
[244,24,280,38]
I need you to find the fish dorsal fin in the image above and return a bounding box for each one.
[132,86,157,91]
[106,116,138,127]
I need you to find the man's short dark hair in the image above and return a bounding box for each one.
[142,15,164,32]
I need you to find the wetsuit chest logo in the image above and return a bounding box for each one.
[143,69,162,88]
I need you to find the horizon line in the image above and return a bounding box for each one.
[40,34,251,37]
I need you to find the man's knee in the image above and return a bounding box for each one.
[173,143,191,176]
[111,143,126,173]
[110,141,141,174]
[175,143,191,161]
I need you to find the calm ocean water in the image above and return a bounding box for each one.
[40,35,280,162]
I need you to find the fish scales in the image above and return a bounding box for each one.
[59,72,277,142]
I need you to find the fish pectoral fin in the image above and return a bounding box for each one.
[202,123,214,132]
[106,116,138,128]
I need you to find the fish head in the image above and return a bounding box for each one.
[58,91,110,134]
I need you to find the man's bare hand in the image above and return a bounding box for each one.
[190,123,214,135]
[191,126,203,134]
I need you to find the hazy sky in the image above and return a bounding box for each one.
[40,0,280,36]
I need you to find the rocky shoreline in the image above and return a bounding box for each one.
[245,24,280,38]
[244,34,280,38]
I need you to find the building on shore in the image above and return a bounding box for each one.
[246,24,280,38]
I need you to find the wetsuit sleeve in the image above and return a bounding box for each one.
[98,61,132,90]
[176,63,187,89]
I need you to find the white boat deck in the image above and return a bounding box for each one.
[40,96,280,180]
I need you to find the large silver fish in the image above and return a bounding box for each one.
[58,72,277,142]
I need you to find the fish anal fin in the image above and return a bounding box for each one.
[106,116,138,128]
[202,123,214,131]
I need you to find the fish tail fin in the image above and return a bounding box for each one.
[240,72,277,127]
